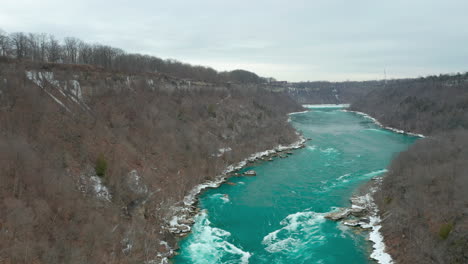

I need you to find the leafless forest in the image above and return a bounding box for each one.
[0,31,301,263]
[1,28,467,264]
[351,74,468,263]
[0,29,265,84]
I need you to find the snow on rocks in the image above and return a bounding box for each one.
[127,169,148,194]
[166,207,196,237]
[303,104,350,108]
[164,136,307,238]
[325,208,351,221]
[325,176,394,264]
[77,166,112,202]
[243,170,257,176]
[343,109,425,138]
[288,109,309,116]
[121,238,133,254]
[217,147,232,157]
[150,240,173,264]
[89,176,112,202]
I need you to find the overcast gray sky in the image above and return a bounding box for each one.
[1,0,467,81]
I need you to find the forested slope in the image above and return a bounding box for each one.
[0,59,301,263]
[351,74,468,263]
[350,74,468,135]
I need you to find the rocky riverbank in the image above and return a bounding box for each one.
[325,176,393,264]
[159,136,307,263]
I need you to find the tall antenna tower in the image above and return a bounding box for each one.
[384,68,387,85]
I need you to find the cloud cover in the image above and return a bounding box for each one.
[1,0,467,81]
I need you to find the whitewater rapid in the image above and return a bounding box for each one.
[173,105,418,264]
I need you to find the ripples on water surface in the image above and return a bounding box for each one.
[174,107,417,264]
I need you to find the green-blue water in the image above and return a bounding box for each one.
[173,107,418,264]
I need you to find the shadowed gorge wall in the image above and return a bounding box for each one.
[0,60,301,263]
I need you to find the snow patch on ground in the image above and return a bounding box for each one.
[217,147,232,157]
[152,240,173,264]
[127,169,148,194]
[121,238,133,254]
[89,176,112,202]
[343,110,425,138]
[77,166,112,202]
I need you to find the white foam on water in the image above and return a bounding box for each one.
[319,147,339,155]
[303,104,350,109]
[210,193,230,203]
[262,211,326,254]
[185,211,251,264]
[326,170,387,191]
[288,110,310,115]
[336,173,351,183]
[164,130,307,259]
[363,169,388,178]
[307,145,317,151]
[320,169,388,193]
[336,223,352,239]
[365,128,390,134]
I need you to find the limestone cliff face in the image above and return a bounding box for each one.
[0,60,302,264]
[284,81,380,104]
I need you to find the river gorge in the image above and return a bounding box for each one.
[173,105,419,264]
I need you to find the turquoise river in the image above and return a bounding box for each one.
[173,106,418,264]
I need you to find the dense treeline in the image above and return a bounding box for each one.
[0,60,301,263]
[0,29,265,84]
[376,131,468,264]
[350,73,468,263]
[350,73,468,135]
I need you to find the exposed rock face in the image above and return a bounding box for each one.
[325,193,375,228]
[325,208,350,221]
[285,81,378,104]
[343,219,360,227]
[243,170,257,176]
[0,60,303,264]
